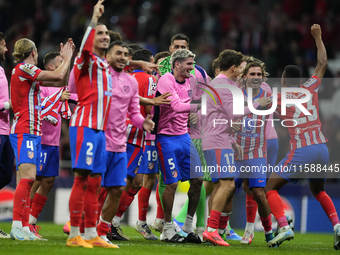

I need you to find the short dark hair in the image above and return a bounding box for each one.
[132,49,153,62]
[171,34,189,46]
[0,32,6,41]
[212,58,220,75]
[218,50,243,71]
[107,41,129,53]
[108,30,122,42]
[154,51,171,64]
[128,43,143,52]
[283,65,301,86]
[127,47,135,57]
[43,52,60,70]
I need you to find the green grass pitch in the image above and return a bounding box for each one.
[0,222,336,255]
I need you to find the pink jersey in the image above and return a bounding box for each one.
[261,82,278,140]
[0,66,10,135]
[155,72,197,136]
[275,76,327,150]
[40,86,62,146]
[105,67,144,152]
[201,73,260,151]
[70,27,112,131]
[10,63,42,135]
[234,88,271,160]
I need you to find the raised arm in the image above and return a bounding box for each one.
[311,24,327,80]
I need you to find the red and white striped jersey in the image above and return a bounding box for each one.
[70,27,112,131]
[234,88,271,160]
[275,76,327,150]
[126,70,156,147]
[10,63,42,135]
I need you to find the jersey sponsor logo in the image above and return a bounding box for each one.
[27,151,34,159]
[124,86,130,93]
[171,169,178,178]
[86,156,93,165]
[304,77,317,87]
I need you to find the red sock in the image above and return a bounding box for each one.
[266,190,287,228]
[30,193,48,219]
[97,220,110,236]
[208,210,221,230]
[218,214,229,229]
[260,215,272,232]
[315,191,340,226]
[207,216,210,226]
[13,178,33,222]
[155,184,164,219]
[246,193,258,223]
[22,189,32,227]
[97,187,108,222]
[116,188,138,217]
[138,187,152,221]
[80,217,85,234]
[69,176,89,227]
[30,199,33,208]
[84,176,101,228]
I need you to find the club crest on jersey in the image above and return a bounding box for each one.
[124,86,130,93]
[27,151,34,159]
[148,162,154,170]
[244,117,255,132]
[86,156,93,166]
[134,166,139,174]
[171,169,178,178]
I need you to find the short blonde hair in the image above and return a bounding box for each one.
[170,49,195,69]
[13,38,36,63]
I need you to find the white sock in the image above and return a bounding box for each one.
[245,222,255,232]
[29,215,37,225]
[334,223,340,231]
[23,226,30,233]
[207,227,216,232]
[164,222,176,239]
[265,230,273,235]
[69,226,80,239]
[218,228,225,235]
[12,221,22,229]
[100,216,111,225]
[155,218,163,224]
[112,216,121,227]
[84,227,97,240]
[182,214,193,234]
[99,235,109,242]
[138,220,147,226]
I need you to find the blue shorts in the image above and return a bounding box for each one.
[276,143,328,183]
[69,126,106,173]
[267,138,278,178]
[139,141,159,175]
[102,151,127,187]
[203,149,236,183]
[235,158,267,189]
[126,143,144,178]
[156,133,202,185]
[37,145,59,177]
[9,133,41,170]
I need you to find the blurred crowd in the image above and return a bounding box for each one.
[1,0,340,180]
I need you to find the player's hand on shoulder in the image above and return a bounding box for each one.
[152,92,172,106]
[189,113,199,125]
[311,24,321,39]
[143,114,155,133]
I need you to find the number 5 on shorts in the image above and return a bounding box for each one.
[168,158,175,170]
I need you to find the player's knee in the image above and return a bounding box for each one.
[166,182,178,193]
[43,177,55,189]
[252,188,265,201]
